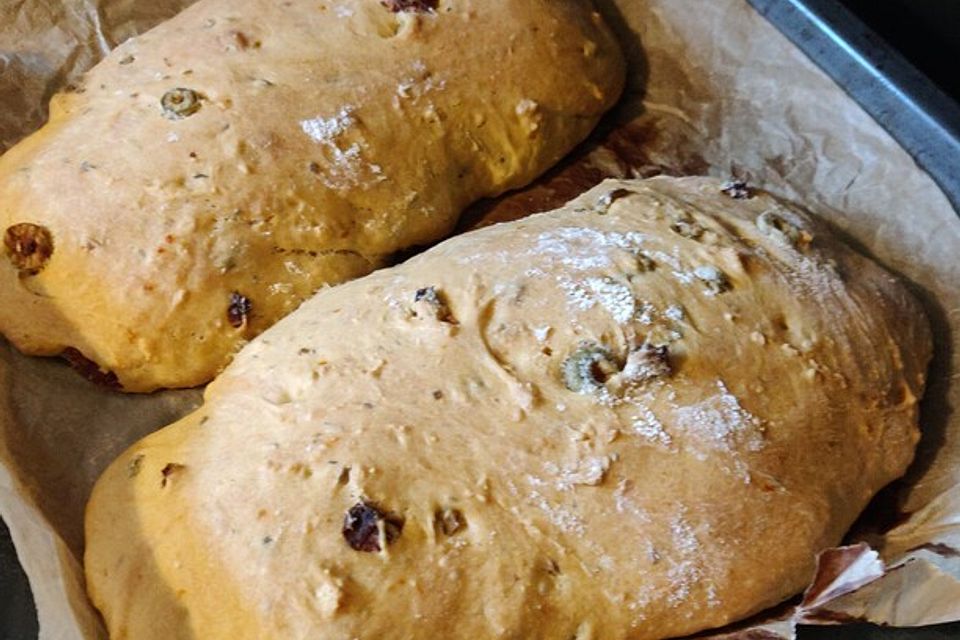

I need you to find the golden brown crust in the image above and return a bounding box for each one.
[85,177,931,639]
[0,0,624,391]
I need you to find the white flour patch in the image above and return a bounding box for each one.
[300,107,384,190]
[587,278,636,324]
[672,380,763,452]
[558,276,636,325]
[664,305,685,322]
[395,60,446,102]
[636,302,656,325]
[647,247,697,285]
[532,325,551,343]
[663,511,720,609]
[456,226,645,270]
[545,455,616,490]
[527,489,586,536]
[613,479,651,522]
[557,276,595,312]
[533,227,647,272]
[300,107,355,144]
[525,474,548,489]
[666,514,700,606]
[630,405,672,446]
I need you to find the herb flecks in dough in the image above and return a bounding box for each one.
[693,265,730,295]
[757,210,809,247]
[127,454,145,479]
[161,88,202,120]
[413,286,455,323]
[61,348,122,390]
[4,223,54,275]
[343,501,404,552]
[720,179,753,200]
[434,508,466,537]
[562,343,619,394]
[381,0,438,13]
[228,292,253,328]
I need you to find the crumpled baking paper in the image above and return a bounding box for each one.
[0,1,958,638]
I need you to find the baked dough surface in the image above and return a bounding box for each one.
[85,177,931,639]
[0,0,623,391]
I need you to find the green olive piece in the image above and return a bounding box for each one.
[562,343,619,394]
[161,88,202,120]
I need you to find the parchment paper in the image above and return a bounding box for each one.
[1,1,958,638]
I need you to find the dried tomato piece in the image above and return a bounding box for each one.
[228,292,252,328]
[61,348,122,390]
[4,223,54,275]
[343,501,404,552]
[381,0,438,12]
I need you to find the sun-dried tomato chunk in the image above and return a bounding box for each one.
[381,0,438,13]
[343,501,404,552]
[4,223,54,275]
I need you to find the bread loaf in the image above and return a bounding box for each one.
[84,177,931,639]
[0,0,624,391]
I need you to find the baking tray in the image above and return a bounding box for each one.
[749,0,960,216]
[2,0,959,637]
